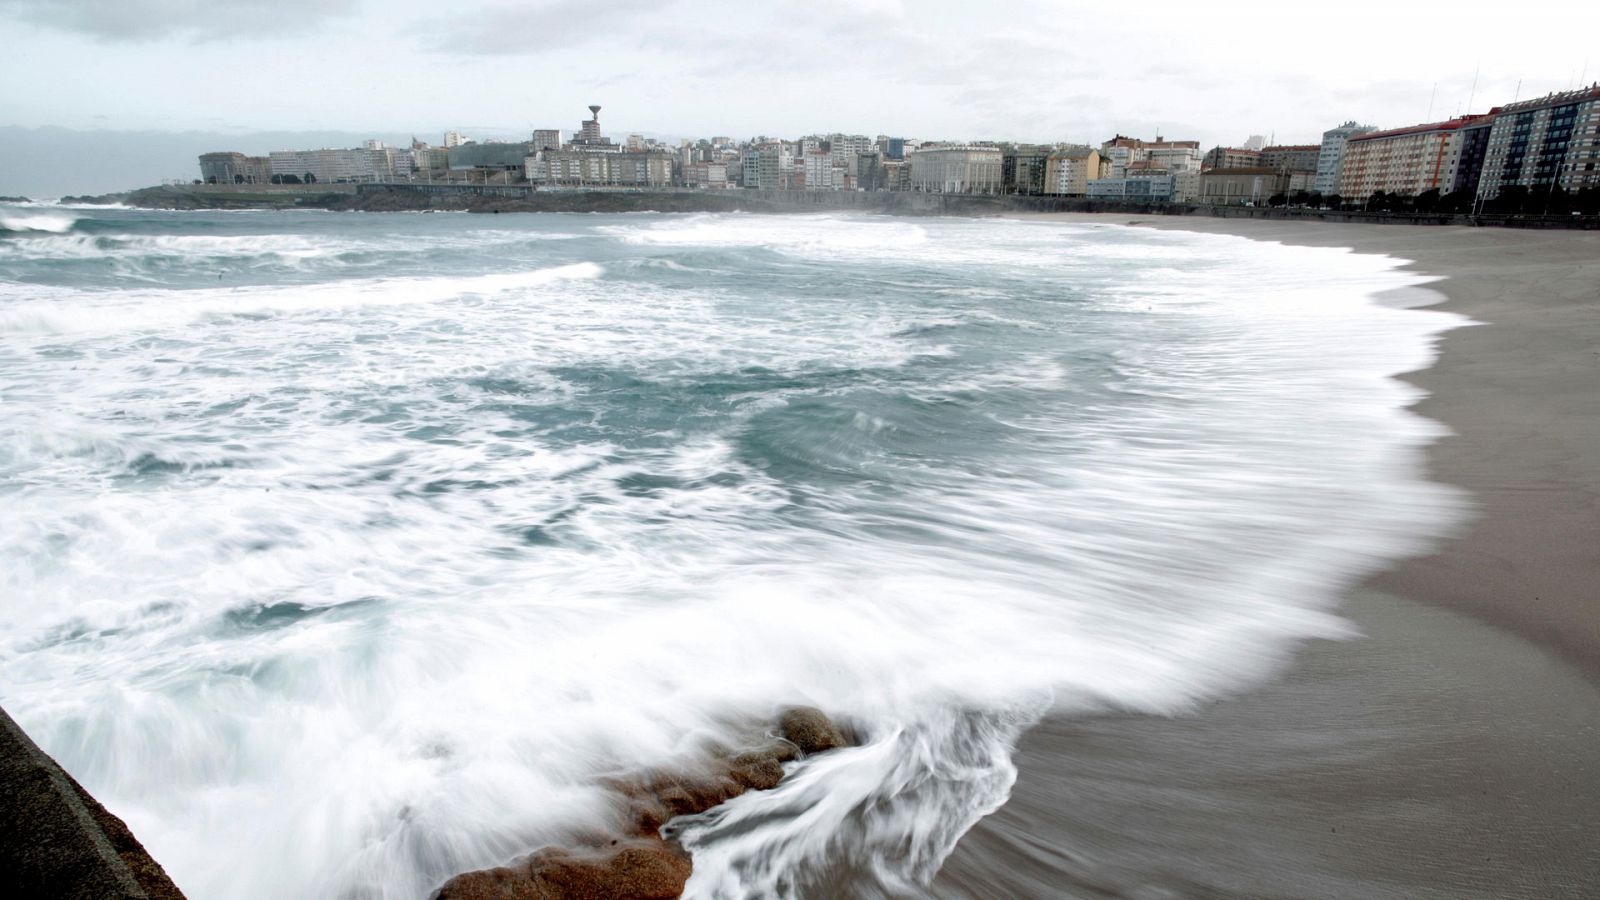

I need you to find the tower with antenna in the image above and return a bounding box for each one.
[580,105,603,143]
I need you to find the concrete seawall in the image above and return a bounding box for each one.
[0,706,186,900]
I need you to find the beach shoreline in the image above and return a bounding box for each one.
[937,216,1600,898]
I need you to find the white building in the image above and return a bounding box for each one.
[803,151,835,189]
[1315,121,1376,195]
[828,134,875,169]
[526,148,673,187]
[682,162,729,188]
[1101,135,1201,178]
[443,131,468,148]
[1146,145,1203,172]
[269,148,402,183]
[1173,170,1201,201]
[907,146,1003,193]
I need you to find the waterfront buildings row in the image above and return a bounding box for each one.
[196,84,1600,205]
[1326,84,1600,204]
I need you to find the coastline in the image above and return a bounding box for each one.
[938,217,1600,897]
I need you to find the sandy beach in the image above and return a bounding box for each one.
[937,217,1600,898]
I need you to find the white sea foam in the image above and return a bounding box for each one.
[0,211,1467,900]
[0,262,603,335]
[1,212,79,233]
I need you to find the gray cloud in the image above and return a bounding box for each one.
[412,0,664,55]
[0,0,360,42]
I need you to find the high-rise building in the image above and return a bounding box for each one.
[443,131,467,148]
[1338,114,1493,200]
[1476,84,1600,199]
[1314,122,1375,195]
[742,142,789,190]
[1450,116,1497,198]
[532,129,563,151]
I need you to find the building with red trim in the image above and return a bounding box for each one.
[1337,114,1495,200]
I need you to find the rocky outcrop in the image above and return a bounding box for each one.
[58,193,126,205]
[0,706,187,900]
[434,707,853,900]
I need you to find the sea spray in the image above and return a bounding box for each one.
[0,207,1467,899]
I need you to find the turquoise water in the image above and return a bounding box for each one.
[0,206,1462,898]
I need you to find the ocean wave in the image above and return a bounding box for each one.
[0,262,604,335]
[0,213,1469,900]
[0,212,80,234]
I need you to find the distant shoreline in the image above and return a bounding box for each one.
[66,183,1600,229]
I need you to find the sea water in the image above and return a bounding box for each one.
[0,206,1464,899]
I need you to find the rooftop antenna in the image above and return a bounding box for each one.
[1426,82,1437,121]
[1513,79,1522,102]
[1467,65,1479,113]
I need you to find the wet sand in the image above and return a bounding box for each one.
[937,219,1600,898]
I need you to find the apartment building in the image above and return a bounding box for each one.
[1003,145,1053,195]
[1101,135,1201,177]
[1203,147,1262,170]
[527,148,673,186]
[1042,146,1101,195]
[1260,145,1320,174]
[1476,84,1600,199]
[1314,121,1376,195]
[802,151,836,190]
[741,143,792,190]
[1338,114,1492,199]
[267,148,402,183]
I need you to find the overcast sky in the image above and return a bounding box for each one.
[1,0,1596,194]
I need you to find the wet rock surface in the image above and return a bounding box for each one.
[434,708,852,900]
